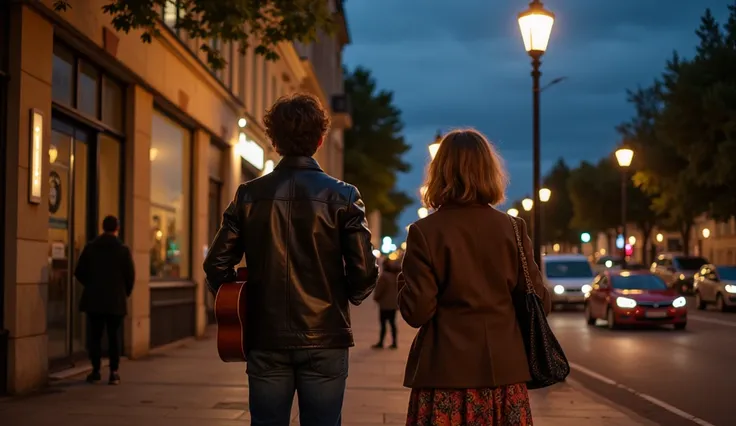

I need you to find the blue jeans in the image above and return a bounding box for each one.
[246,348,349,426]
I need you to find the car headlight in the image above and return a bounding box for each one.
[581,284,592,294]
[553,285,565,295]
[615,297,637,309]
[672,296,687,308]
[725,285,736,294]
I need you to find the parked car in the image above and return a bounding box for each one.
[542,254,596,309]
[584,270,687,330]
[592,256,623,274]
[650,253,708,294]
[693,264,736,312]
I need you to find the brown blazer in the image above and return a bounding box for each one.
[398,204,551,389]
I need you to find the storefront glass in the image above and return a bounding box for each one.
[150,111,191,280]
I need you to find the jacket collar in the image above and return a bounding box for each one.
[275,156,323,171]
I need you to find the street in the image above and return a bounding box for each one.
[549,298,736,426]
[0,302,650,426]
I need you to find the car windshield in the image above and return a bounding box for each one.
[612,275,668,290]
[674,256,708,271]
[717,266,736,281]
[545,261,594,278]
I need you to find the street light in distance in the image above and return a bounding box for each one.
[417,207,429,219]
[507,208,519,217]
[429,130,442,160]
[615,146,634,268]
[539,187,551,203]
[522,198,534,212]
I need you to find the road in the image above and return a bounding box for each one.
[549,298,736,426]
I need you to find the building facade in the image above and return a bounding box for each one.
[1,0,351,394]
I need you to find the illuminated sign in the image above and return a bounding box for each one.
[29,109,43,204]
[236,132,264,170]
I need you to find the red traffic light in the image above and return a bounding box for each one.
[624,244,633,256]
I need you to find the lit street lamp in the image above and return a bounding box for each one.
[615,146,634,268]
[417,207,429,219]
[702,228,711,239]
[522,198,534,212]
[539,188,551,203]
[539,188,551,253]
[507,208,519,217]
[429,130,442,160]
[518,0,555,267]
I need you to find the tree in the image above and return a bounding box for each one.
[343,67,412,237]
[52,0,335,68]
[567,159,621,251]
[541,159,575,246]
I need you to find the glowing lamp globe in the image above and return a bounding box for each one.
[539,188,551,203]
[518,1,555,54]
[429,130,442,160]
[615,148,634,167]
[522,198,534,212]
[507,208,519,217]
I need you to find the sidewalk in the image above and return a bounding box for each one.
[0,302,648,426]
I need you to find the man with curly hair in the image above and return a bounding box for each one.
[204,93,379,426]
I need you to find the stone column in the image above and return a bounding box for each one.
[2,4,53,394]
[191,129,209,337]
[123,85,153,358]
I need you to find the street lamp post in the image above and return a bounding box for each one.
[539,187,551,254]
[615,147,634,268]
[518,0,555,267]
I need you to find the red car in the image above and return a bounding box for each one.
[584,270,688,330]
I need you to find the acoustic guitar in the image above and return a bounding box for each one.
[214,267,248,362]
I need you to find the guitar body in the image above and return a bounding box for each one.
[214,267,248,362]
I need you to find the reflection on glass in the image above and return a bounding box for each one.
[52,45,74,105]
[150,111,191,279]
[78,61,99,118]
[72,140,88,353]
[48,131,72,359]
[98,134,121,231]
[101,77,124,131]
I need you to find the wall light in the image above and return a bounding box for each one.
[236,132,264,170]
[29,109,43,204]
[149,147,159,161]
[49,145,58,164]
[238,118,247,128]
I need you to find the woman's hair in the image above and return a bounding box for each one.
[422,128,508,209]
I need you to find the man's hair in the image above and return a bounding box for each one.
[423,128,508,209]
[263,93,331,157]
[102,215,119,233]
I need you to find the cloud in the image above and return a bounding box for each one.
[343,0,734,238]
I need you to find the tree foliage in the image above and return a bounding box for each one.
[343,66,412,237]
[52,0,335,68]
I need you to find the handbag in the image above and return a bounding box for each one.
[509,215,570,389]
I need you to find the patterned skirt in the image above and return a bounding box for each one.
[406,383,533,426]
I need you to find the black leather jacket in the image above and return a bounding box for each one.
[203,156,379,350]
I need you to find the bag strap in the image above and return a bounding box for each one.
[508,215,537,296]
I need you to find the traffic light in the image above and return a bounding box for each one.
[624,244,634,257]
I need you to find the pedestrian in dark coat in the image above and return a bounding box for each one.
[74,215,135,385]
[372,255,401,349]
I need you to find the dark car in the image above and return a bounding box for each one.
[650,253,708,294]
[585,271,687,330]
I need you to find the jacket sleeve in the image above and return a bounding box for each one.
[203,185,246,294]
[513,217,551,315]
[397,223,438,328]
[74,246,90,286]
[122,245,135,297]
[341,187,379,305]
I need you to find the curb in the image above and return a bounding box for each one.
[565,377,659,426]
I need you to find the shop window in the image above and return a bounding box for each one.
[150,111,191,280]
[101,76,124,131]
[52,44,75,105]
[98,134,121,232]
[77,60,99,117]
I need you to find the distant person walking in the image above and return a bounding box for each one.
[74,215,135,385]
[372,255,401,349]
[399,129,551,425]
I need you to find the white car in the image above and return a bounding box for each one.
[542,254,595,309]
[693,264,736,312]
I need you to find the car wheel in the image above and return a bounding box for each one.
[585,303,596,326]
[716,294,727,312]
[607,307,618,330]
[695,292,706,310]
[674,322,687,331]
